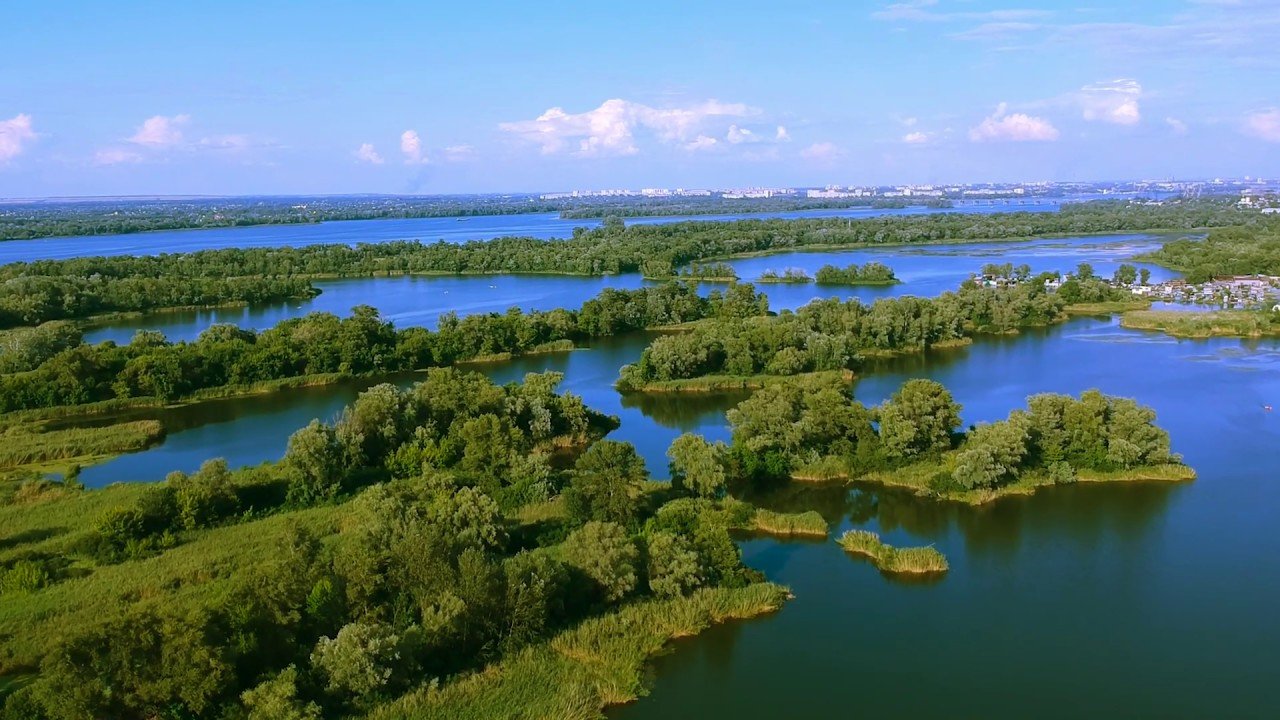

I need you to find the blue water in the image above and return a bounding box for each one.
[0,200,1075,263]
[82,233,1180,345]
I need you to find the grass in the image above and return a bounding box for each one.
[0,493,345,674]
[837,529,948,575]
[1064,300,1153,314]
[749,509,829,538]
[366,583,790,720]
[0,420,165,473]
[624,369,855,393]
[1120,309,1280,338]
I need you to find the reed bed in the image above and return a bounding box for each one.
[837,529,949,575]
[1120,309,1279,338]
[367,583,789,720]
[751,509,829,538]
[0,420,165,470]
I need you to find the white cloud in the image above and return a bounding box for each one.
[726,124,756,144]
[93,148,144,166]
[902,131,932,144]
[401,129,427,164]
[500,98,758,157]
[684,135,718,152]
[775,125,791,141]
[800,141,843,160]
[0,114,36,163]
[969,103,1059,142]
[1244,109,1280,142]
[1079,79,1142,125]
[442,144,475,162]
[1165,117,1189,135]
[129,114,190,147]
[354,143,385,164]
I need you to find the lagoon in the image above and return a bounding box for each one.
[0,200,1075,264]
[81,232,1181,345]
[55,228,1280,718]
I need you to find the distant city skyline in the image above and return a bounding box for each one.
[3,0,1279,197]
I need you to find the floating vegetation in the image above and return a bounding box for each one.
[837,529,948,574]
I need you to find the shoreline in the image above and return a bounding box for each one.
[793,462,1196,506]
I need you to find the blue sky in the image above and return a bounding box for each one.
[2,0,1279,197]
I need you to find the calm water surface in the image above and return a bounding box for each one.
[0,200,1072,264]
[60,229,1280,718]
[613,323,1280,720]
[82,233,1180,344]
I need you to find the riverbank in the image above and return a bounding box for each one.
[0,420,165,477]
[620,369,855,394]
[1120,309,1280,338]
[853,461,1196,506]
[365,583,790,720]
[1063,300,1153,315]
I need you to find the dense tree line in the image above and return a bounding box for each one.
[0,283,768,413]
[618,277,1124,389]
[0,200,1251,328]
[0,274,315,329]
[720,374,1177,490]
[0,195,595,241]
[814,261,898,285]
[1138,225,1280,282]
[2,370,764,720]
[557,195,953,219]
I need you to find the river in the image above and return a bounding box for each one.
[1,198,1088,264]
[81,232,1181,345]
[49,227,1280,718]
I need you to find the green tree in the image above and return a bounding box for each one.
[241,665,321,720]
[168,458,239,530]
[877,379,962,460]
[564,440,648,526]
[645,532,703,598]
[310,621,410,700]
[667,433,727,499]
[284,420,345,505]
[951,416,1030,489]
[562,521,639,603]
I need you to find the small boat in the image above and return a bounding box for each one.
[1266,405,1273,412]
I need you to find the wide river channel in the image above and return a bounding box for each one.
[16,211,1278,717]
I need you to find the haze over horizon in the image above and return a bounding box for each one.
[3,0,1279,198]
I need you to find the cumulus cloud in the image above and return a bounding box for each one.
[0,114,36,163]
[726,124,756,144]
[903,131,932,144]
[354,143,385,164]
[499,98,758,157]
[401,130,427,164]
[1165,117,1189,135]
[93,148,144,166]
[1079,79,1142,125]
[129,114,190,147]
[969,103,1059,142]
[775,125,791,141]
[1244,109,1280,142]
[800,141,843,160]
